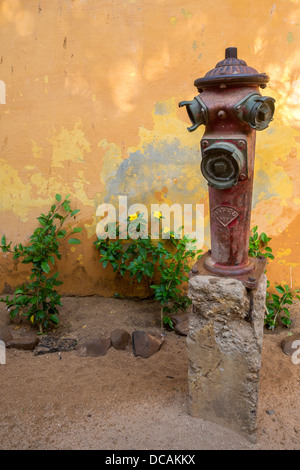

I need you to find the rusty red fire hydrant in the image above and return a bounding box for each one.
[179,47,275,288]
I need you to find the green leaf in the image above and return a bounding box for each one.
[49,314,59,325]
[281,316,292,326]
[71,209,80,217]
[41,261,50,274]
[72,227,82,233]
[37,217,47,226]
[14,287,25,294]
[68,238,81,245]
[57,230,67,239]
[275,285,285,294]
[260,232,268,243]
[55,194,62,202]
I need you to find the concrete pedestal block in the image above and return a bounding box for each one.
[187,274,267,442]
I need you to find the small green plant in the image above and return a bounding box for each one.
[265,284,300,330]
[248,225,274,261]
[249,226,300,330]
[94,212,202,328]
[0,194,82,334]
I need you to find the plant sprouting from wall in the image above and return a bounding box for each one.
[249,226,300,330]
[94,211,202,328]
[0,194,82,334]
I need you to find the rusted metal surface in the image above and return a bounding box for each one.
[189,251,267,290]
[198,85,257,274]
[194,47,269,90]
[179,47,275,285]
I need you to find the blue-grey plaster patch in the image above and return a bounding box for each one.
[154,102,170,115]
[252,167,277,208]
[104,138,206,205]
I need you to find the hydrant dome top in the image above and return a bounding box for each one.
[194,47,269,90]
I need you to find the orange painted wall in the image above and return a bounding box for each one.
[0,0,300,295]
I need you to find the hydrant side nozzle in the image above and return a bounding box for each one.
[187,123,201,132]
[234,93,275,131]
[178,100,193,108]
[178,96,208,132]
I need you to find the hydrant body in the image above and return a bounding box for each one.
[179,48,275,288]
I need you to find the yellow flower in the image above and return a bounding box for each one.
[162,227,174,238]
[129,213,138,221]
[153,211,162,219]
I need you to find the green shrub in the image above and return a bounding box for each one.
[94,211,202,328]
[0,194,82,333]
[249,226,300,329]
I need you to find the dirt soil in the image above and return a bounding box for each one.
[0,296,299,450]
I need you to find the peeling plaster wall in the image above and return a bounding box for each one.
[0,0,300,295]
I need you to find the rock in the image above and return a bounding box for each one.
[266,409,275,416]
[281,334,300,356]
[75,337,111,357]
[110,329,131,350]
[0,325,13,344]
[6,336,39,350]
[132,330,164,358]
[187,274,267,442]
[170,313,189,336]
[34,336,77,355]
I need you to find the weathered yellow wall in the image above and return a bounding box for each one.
[0,0,300,295]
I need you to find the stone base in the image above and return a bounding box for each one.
[187,274,267,442]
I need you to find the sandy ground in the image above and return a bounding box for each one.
[0,295,299,451]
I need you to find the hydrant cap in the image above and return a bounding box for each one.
[194,47,269,90]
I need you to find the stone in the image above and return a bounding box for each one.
[110,329,131,350]
[34,336,77,355]
[187,274,267,443]
[0,325,13,344]
[132,330,164,358]
[75,337,111,357]
[6,336,39,350]
[171,313,189,336]
[281,334,300,356]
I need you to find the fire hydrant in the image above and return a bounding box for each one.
[179,47,275,289]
